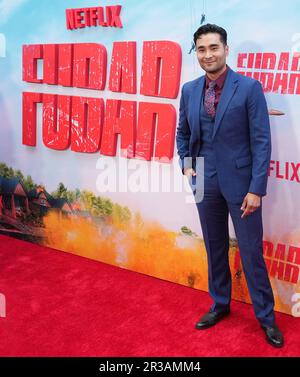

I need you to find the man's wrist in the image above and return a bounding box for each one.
[248,192,261,197]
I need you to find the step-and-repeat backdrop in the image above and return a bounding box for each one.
[0,0,299,316]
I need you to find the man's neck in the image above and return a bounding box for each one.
[206,64,227,81]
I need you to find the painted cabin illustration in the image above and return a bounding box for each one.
[0,176,75,223]
[28,185,74,217]
[0,176,29,219]
[28,185,52,216]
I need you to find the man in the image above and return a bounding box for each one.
[176,24,284,348]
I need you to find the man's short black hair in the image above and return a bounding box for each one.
[193,23,227,46]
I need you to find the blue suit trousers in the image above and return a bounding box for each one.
[195,174,275,327]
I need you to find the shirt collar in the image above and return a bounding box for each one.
[205,64,229,89]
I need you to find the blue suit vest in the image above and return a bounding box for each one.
[198,98,217,178]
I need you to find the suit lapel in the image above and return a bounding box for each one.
[192,76,205,140]
[212,68,239,139]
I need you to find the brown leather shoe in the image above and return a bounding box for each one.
[261,324,284,348]
[195,309,230,330]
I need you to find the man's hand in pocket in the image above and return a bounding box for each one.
[184,168,197,177]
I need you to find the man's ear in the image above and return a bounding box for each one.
[225,45,229,56]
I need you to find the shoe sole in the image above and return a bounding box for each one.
[195,312,230,330]
[265,337,284,348]
[195,323,216,330]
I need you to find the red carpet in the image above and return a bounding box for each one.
[0,234,299,357]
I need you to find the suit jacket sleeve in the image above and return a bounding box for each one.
[176,84,193,174]
[247,80,272,196]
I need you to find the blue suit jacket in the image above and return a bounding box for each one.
[176,67,271,203]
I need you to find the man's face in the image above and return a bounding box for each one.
[195,32,229,74]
